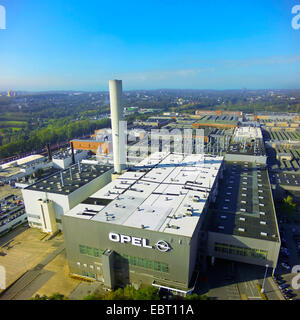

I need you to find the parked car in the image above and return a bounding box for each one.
[273,275,283,281]
[285,293,296,299]
[282,289,292,294]
[281,263,291,270]
[279,283,290,290]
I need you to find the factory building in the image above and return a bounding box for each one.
[52,148,88,170]
[233,126,263,142]
[63,151,224,294]
[60,80,280,295]
[22,163,113,233]
[204,160,280,269]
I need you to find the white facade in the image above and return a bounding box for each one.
[22,168,113,233]
[52,150,88,169]
[233,126,263,142]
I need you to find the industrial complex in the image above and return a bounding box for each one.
[2,80,300,300]
[60,80,280,295]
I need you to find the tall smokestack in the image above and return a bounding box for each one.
[109,80,126,173]
[46,143,52,161]
[70,142,75,165]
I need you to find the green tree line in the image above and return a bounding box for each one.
[0,118,110,159]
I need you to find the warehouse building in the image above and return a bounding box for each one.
[63,151,224,294]
[203,160,281,269]
[61,80,280,295]
[22,163,113,233]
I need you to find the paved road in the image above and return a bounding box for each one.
[0,224,29,247]
[198,259,288,300]
[0,243,65,300]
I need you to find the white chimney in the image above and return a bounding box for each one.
[109,80,126,173]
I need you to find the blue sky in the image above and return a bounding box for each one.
[0,0,300,91]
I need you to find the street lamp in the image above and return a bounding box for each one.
[261,264,269,294]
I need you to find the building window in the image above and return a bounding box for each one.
[82,271,95,279]
[79,245,104,258]
[214,242,267,260]
[116,253,169,273]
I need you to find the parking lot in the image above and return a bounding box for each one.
[0,184,22,200]
[272,223,300,300]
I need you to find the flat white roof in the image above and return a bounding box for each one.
[66,152,223,237]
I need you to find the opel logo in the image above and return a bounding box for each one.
[155,240,171,252]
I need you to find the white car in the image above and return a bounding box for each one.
[281,263,291,270]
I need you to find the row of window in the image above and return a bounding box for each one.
[27,214,40,219]
[78,245,169,273]
[79,245,104,257]
[117,253,169,273]
[30,222,42,226]
[214,242,268,260]
[82,271,96,279]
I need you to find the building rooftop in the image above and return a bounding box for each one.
[204,160,280,242]
[227,139,266,156]
[65,152,224,237]
[233,126,263,140]
[269,171,300,187]
[25,163,113,195]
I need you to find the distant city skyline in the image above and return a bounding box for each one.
[0,0,300,91]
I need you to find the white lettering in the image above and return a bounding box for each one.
[292,5,300,30]
[292,265,300,290]
[131,237,142,247]
[109,232,120,242]
[108,232,169,251]
[0,5,6,30]
[120,234,131,243]
[0,265,5,289]
[142,238,153,248]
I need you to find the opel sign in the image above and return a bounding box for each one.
[155,240,171,252]
[108,232,171,252]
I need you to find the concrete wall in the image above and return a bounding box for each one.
[67,169,113,210]
[63,215,199,290]
[22,168,113,232]
[206,231,280,269]
[225,153,267,165]
[52,151,88,170]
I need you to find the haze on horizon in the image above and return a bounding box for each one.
[0,0,300,91]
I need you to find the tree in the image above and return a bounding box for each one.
[82,285,159,300]
[184,293,210,300]
[31,293,67,300]
[282,195,296,219]
[132,286,159,300]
